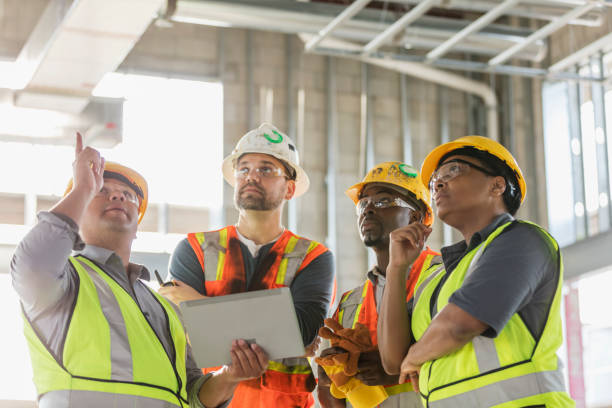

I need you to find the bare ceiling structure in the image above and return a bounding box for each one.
[171,0,612,81]
[1,0,612,145]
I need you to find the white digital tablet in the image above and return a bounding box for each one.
[180,287,305,368]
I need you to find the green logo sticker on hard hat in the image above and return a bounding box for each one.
[399,164,417,178]
[264,130,283,144]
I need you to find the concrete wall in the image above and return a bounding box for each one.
[117,22,475,298]
[0,7,550,300]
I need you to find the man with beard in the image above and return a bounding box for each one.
[317,162,439,408]
[11,133,268,407]
[161,123,335,408]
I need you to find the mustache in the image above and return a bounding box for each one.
[239,182,264,195]
[360,214,381,228]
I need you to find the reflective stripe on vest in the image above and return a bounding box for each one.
[188,226,330,406]
[427,366,567,408]
[195,227,316,287]
[412,221,574,407]
[23,256,188,407]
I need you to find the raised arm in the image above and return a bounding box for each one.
[377,223,430,374]
[10,133,104,317]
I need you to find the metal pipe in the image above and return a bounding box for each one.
[358,55,499,141]
[304,0,371,52]
[362,0,438,55]
[489,2,597,66]
[426,0,520,62]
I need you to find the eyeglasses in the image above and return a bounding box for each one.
[429,158,496,191]
[234,165,287,180]
[356,193,416,215]
[96,184,139,206]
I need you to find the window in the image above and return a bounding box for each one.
[542,81,576,246]
[0,73,223,402]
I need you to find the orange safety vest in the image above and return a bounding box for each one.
[187,225,334,408]
[334,248,440,401]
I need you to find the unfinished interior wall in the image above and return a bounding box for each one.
[118,22,478,297]
[0,15,546,295]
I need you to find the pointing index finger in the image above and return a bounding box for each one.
[75,132,83,156]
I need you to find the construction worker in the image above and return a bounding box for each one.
[11,133,268,408]
[317,162,439,408]
[160,123,335,408]
[378,136,574,407]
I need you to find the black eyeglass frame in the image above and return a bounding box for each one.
[429,158,498,188]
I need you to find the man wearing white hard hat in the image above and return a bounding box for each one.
[161,123,336,408]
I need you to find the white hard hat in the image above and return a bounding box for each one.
[222,123,310,197]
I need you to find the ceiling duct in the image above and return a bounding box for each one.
[0,89,123,147]
[12,0,163,114]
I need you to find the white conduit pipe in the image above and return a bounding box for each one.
[360,56,499,141]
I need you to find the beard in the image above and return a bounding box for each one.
[361,227,389,249]
[235,183,284,211]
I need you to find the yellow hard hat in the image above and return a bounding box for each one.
[65,161,148,224]
[420,135,526,203]
[345,161,434,226]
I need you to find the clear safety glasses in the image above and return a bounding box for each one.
[234,165,287,180]
[96,185,139,206]
[429,159,496,192]
[356,194,416,215]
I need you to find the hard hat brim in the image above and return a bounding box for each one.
[64,161,148,224]
[420,137,526,204]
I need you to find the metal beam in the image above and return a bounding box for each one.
[488,2,598,66]
[590,53,612,231]
[313,46,604,82]
[567,74,589,240]
[246,30,255,129]
[304,0,371,52]
[503,76,516,154]
[400,74,413,164]
[426,0,520,63]
[362,0,437,55]
[522,77,540,224]
[438,86,454,246]
[359,62,368,177]
[286,35,298,232]
[325,56,338,268]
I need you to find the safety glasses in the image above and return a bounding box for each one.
[96,184,139,206]
[356,193,416,215]
[234,165,286,180]
[429,158,496,192]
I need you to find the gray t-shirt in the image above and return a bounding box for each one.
[421,213,559,339]
[169,234,335,346]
